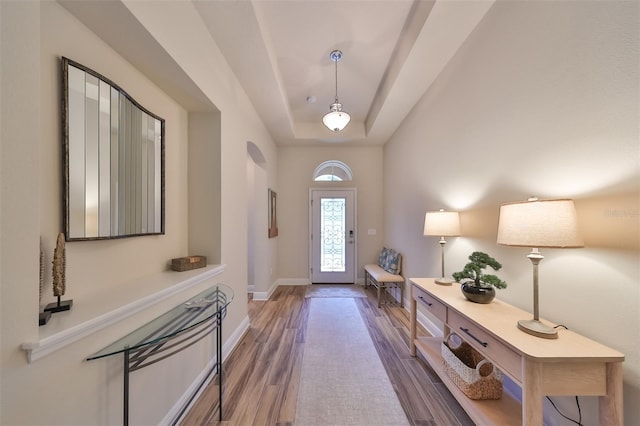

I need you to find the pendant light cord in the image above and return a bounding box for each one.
[334,57,339,103]
[329,50,342,104]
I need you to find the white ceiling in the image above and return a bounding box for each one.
[60,0,495,146]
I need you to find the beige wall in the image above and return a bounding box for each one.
[384,2,639,424]
[277,146,384,282]
[1,1,278,424]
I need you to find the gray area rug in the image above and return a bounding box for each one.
[294,298,409,425]
[304,284,367,298]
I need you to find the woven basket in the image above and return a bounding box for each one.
[441,333,503,400]
[171,255,207,272]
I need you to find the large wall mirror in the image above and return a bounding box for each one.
[62,57,165,241]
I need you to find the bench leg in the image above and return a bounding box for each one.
[377,285,382,308]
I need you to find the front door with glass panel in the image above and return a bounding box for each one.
[310,189,356,283]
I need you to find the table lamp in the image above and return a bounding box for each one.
[424,209,461,285]
[497,197,583,339]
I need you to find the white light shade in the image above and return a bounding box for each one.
[424,210,460,237]
[323,108,351,132]
[497,198,583,248]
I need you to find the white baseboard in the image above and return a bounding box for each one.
[165,315,250,425]
[253,278,367,302]
[252,278,309,301]
[277,278,310,286]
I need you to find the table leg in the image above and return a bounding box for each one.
[522,360,543,426]
[409,288,416,357]
[217,312,223,422]
[600,362,623,425]
[124,347,130,426]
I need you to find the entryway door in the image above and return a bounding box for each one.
[309,189,356,283]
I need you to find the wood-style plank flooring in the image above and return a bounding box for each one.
[180,285,472,426]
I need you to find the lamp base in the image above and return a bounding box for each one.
[517,319,558,339]
[434,277,454,286]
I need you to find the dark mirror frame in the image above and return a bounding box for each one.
[62,57,165,241]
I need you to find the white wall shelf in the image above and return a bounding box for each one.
[21,264,225,363]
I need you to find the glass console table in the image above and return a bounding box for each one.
[87,284,234,425]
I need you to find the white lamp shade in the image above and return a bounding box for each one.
[323,109,351,132]
[497,198,583,248]
[424,210,460,237]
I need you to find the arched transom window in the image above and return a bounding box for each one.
[313,160,353,182]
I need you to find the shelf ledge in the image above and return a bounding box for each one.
[21,264,225,363]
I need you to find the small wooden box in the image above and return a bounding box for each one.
[171,255,207,272]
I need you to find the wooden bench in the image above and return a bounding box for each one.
[364,249,404,308]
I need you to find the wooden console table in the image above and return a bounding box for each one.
[87,284,233,425]
[409,278,624,426]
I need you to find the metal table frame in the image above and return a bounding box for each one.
[87,284,233,425]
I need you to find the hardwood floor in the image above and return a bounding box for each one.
[180,285,472,426]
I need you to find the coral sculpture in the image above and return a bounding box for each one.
[39,240,45,302]
[52,232,66,297]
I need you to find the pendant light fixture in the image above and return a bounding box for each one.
[322,50,351,132]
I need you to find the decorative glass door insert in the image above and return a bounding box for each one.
[320,198,346,272]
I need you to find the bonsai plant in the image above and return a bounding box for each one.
[452,251,506,304]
